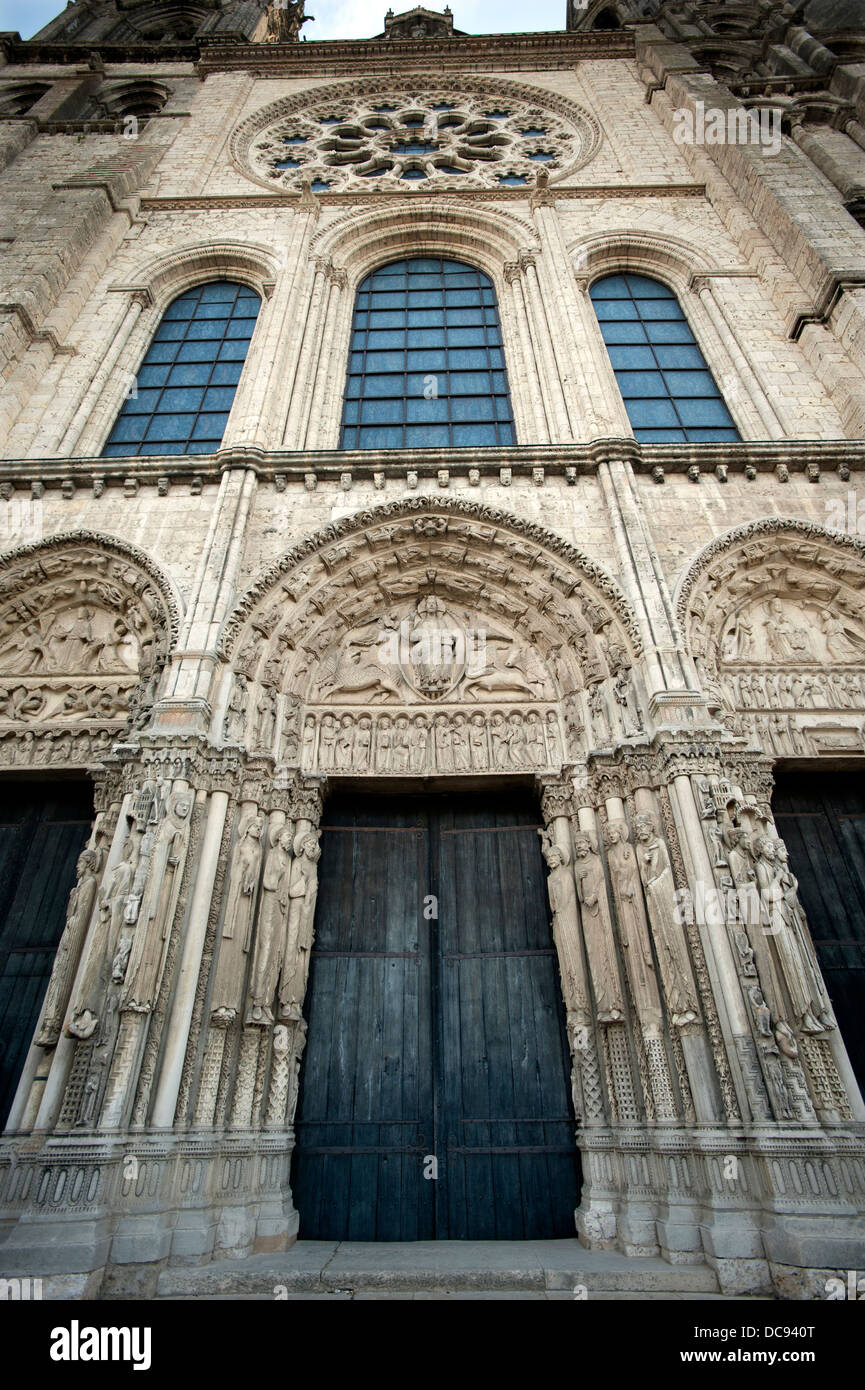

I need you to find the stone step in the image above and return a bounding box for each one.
[157,1240,724,1299]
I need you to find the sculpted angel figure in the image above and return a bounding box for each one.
[819,609,865,663]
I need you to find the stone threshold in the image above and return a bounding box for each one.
[155,1240,728,1300]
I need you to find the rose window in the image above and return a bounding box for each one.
[241,88,595,192]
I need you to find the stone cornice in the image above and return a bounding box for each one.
[2,32,634,75]
[1,439,864,486]
[138,184,707,212]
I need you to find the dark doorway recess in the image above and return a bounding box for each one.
[0,779,94,1127]
[292,791,581,1240]
[773,769,865,1098]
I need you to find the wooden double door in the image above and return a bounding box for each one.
[292,792,580,1240]
[0,780,94,1128]
[773,770,865,1098]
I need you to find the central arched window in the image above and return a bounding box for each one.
[102,280,260,457]
[340,257,515,449]
[590,272,740,443]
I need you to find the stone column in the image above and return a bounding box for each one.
[194,798,265,1128]
[531,200,596,440]
[150,785,231,1127]
[689,274,785,438]
[51,289,150,456]
[156,463,258,732]
[518,249,573,442]
[666,767,767,1124]
[303,264,349,450]
[282,255,331,447]
[503,259,550,442]
[629,782,722,1124]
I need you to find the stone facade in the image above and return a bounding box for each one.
[0,0,864,1299]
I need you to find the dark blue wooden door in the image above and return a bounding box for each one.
[0,781,94,1127]
[292,793,580,1240]
[773,771,865,1099]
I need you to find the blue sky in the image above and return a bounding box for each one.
[0,1,565,42]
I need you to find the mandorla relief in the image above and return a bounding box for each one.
[223,589,645,776]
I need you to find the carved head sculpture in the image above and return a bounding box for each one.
[77,847,101,877]
[277,827,294,853]
[170,793,192,822]
[471,714,484,727]
[754,832,776,861]
[379,715,391,730]
[294,830,321,863]
[245,816,265,843]
[572,832,593,859]
[341,715,352,729]
[541,840,568,870]
[602,820,628,847]
[632,813,656,843]
[775,841,790,867]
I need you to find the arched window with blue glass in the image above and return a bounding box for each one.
[102,280,261,457]
[589,273,740,443]
[341,257,515,449]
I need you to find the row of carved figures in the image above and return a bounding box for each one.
[724,669,865,710]
[541,812,701,1039]
[31,778,323,1133]
[0,728,115,766]
[222,670,645,763]
[0,681,131,722]
[300,707,565,773]
[30,768,848,1136]
[694,776,849,1123]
